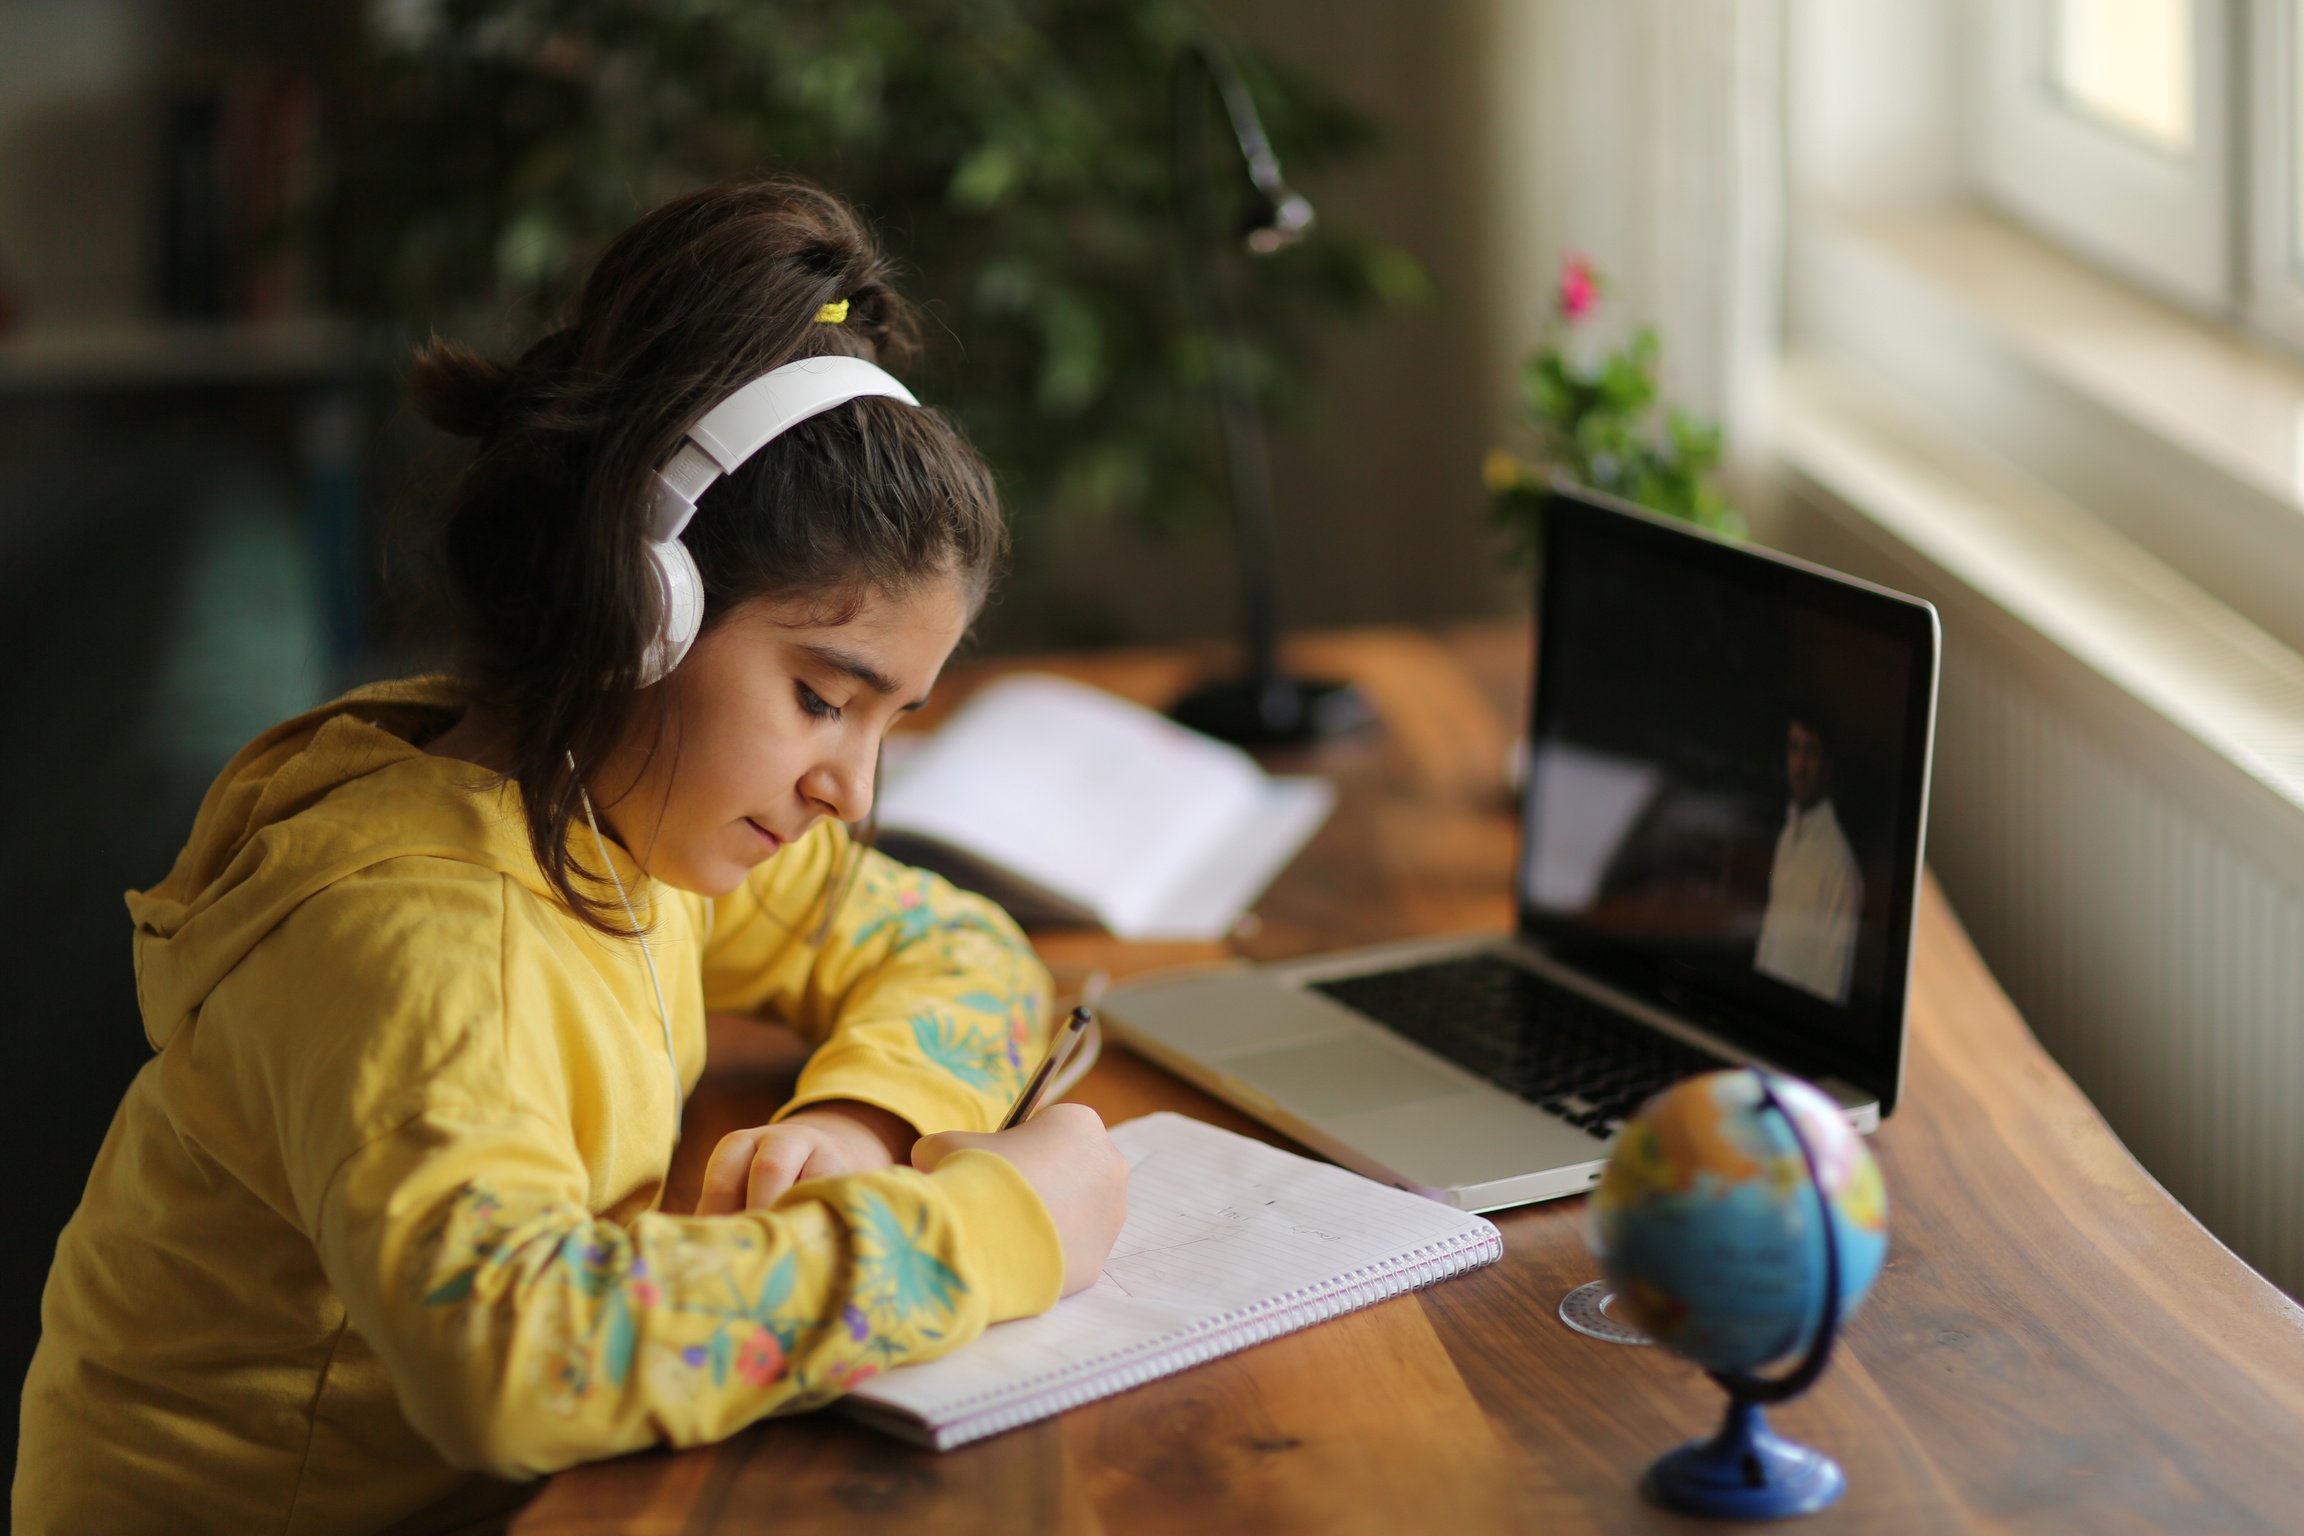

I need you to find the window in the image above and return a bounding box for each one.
[1977,0,2230,312]
[1978,0,2304,350]
[2053,0,2194,150]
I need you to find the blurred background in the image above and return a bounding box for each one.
[9,0,2304,1487]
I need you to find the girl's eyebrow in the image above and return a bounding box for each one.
[797,641,930,710]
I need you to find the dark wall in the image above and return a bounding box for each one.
[1,386,335,1487]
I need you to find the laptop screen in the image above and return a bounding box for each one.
[1520,491,1938,1112]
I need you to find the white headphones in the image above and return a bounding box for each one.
[638,354,920,684]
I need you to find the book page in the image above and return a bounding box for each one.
[875,675,1275,934]
[1131,776,1335,940]
[846,1114,1499,1425]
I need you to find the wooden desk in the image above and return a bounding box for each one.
[515,626,2304,1534]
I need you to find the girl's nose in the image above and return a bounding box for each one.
[805,740,877,824]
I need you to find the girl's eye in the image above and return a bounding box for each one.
[797,684,843,722]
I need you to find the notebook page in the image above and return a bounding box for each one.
[845,1113,1499,1427]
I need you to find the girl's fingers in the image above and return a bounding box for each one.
[744,1132,818,1210]
[696,1127,773,1217]
[698,1120,897,1216]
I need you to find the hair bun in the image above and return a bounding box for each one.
[408,337,515,439]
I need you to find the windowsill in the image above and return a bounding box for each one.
[1831,206,2304,515]
[1787,201,2304,663]
[1773,202,2304,871]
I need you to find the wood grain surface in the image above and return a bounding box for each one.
[514,625,2304,1535]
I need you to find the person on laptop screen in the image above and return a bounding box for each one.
[1754,705,1863,1004]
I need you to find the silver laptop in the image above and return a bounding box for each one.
[1099,488,1941,1211]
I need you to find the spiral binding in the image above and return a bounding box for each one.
[906,1225,1505,1450]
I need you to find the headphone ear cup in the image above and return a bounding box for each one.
[637,537,705,687]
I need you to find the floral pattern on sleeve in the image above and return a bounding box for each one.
[412,1174,974,1420]
[849,864,1021,960]
[849,864,1042,1098]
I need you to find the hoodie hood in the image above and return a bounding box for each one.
[126,677,560,1051]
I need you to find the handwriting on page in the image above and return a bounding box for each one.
[1090,1137,1435,1308]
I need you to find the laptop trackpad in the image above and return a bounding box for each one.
[1224,1033,1474,1120]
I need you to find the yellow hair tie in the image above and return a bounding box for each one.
[815,299,850,324]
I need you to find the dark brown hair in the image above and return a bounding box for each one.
[406,178,1006,931]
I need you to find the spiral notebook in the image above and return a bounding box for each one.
[840,1112,1505,1450]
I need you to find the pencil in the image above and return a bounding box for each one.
[1000,1006,1093,1130]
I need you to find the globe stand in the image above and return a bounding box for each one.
[1642,1398,1845,1519]
[1640,1073,1850,1521]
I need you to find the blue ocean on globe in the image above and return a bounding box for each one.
[1588,1071,1888,1374]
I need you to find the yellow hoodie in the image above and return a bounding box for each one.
[16,679,1063,1535]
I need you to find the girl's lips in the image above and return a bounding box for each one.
[744,818,783,854]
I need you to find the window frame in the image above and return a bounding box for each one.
[2245,0,2304,344]
[1975,0,2234,314]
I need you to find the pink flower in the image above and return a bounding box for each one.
[631,1281,663,1307]
[735,1325,785,1387]
[1558,254,1600,321]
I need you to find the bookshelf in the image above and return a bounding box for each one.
[0,317,359,393]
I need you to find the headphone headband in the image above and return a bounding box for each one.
[649,355,919,542]
[637,354,920,685]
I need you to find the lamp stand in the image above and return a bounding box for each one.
[1168,38,1371,749]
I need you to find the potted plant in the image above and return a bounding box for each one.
[1484,254,1739,558]
[321,0,1429,554]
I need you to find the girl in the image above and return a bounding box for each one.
[17,179,1129,1535]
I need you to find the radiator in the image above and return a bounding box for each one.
[1927,651,2304,1298]
[1770,361,2304,1301]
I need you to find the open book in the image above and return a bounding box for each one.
[840,1113,1504,1450]
[873,673,1334,941]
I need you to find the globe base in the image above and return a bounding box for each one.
[1641,1400,1845,1520]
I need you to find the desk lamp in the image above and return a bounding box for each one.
[1167,39,1373,746]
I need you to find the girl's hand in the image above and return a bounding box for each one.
[695,1101,916,1215]
[912,1104,1129,1296]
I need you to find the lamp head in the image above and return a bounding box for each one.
[1243,188,1316,255]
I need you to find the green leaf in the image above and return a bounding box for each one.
[1596,351,1655,415]
[494,208,567,291]
[1524,355,1577,425]
[710,1327,732,1388]
[908,1012,1007,1091]
[949,141,1022,210]
[1034,287,1105,415]
[854,1189,967,1320]
[602,1293,637,1389]
[752,1251,797,1320]
[422,1268,477,1308]
[1360,243,1434,309]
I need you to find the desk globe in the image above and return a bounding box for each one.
[1586,1069,1888,1518]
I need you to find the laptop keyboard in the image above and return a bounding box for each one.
[1308,954,1734,1139]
